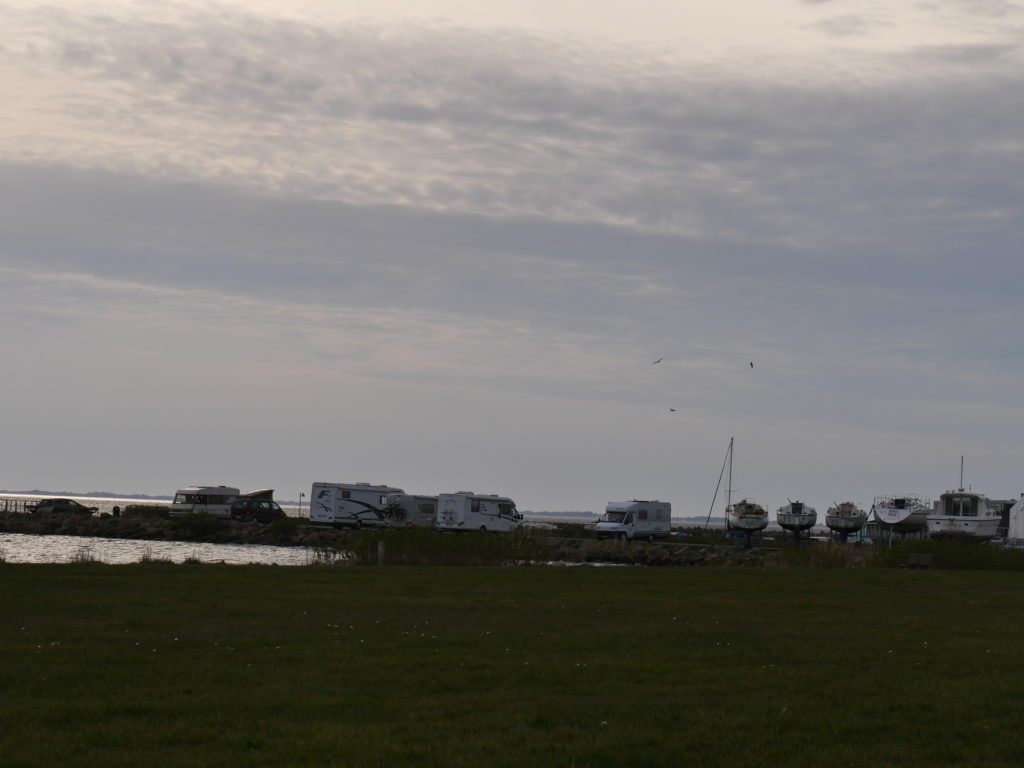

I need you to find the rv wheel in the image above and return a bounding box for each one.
[480,526,487,532]
[354,521,363,531]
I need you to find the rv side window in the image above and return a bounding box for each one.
[379,495,387,505]
[499,504,511,515]
[471,500,480,513]
[639,510,648,521]
[342,490,351,499]
[196,495,208,505]
[419,503,435,515]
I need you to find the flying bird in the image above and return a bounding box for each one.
[750,361,754,368]
[669,408,677,412]
[651,358,663,365]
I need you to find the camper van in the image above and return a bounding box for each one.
[436,492,523,532]
[595,500,672,541]
[170,486,241,518]
[384,494,438,528]
[309,482,403,528]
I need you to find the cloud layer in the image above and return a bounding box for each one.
[2,3,1023,511]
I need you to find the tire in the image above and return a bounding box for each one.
[354,520,363,531]
[480,526,487,532]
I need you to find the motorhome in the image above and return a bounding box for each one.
[170,486,240,518]
[309,482,404,528]
[384,494,438,527]
[435,492,523,532]
[595,500,672,541]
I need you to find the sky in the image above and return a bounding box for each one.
[2,0,1023,516]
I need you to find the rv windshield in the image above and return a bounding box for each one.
[498,503,521,519]
[601,511,626,523]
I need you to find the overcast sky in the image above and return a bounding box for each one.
[2,0,1022,515]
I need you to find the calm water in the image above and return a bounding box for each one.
[0,532,314,565]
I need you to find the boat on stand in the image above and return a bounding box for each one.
[729,499,769,538]
[927,459,1001,539]
[776,500,817,540]
[825,502,867,542]
[704,437,767,547]
[928,490,1001,539]
[871,495,930,535]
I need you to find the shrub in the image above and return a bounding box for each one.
[123,504,169,519]
[346,527,550,566]
[873,538,1024,570]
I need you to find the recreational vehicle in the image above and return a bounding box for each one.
[595,500,672,541]
[309,482,403,528]
[384,494,438,527]
[170,486,240,518]
[435,492,523,532]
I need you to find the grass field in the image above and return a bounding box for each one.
[3,563,1024,767]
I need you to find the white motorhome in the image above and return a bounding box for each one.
[309,482,404,528]
[436,492,523,532]
[595,500,672,541]
[170,486,240,518]
[384,494,438,528]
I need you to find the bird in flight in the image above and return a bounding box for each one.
[669,408,677,412]
[749,361,754,368]
[651,358,663,365]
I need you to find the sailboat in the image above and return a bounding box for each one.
[776,500,817,533]
[729,499,769,532]
[871,494,930,533]
[704,438,767,541]
[825,502,867,539]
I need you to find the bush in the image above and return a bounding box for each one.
[769,542,864,568]
[347,527,550,566]
[123,504,169,519]
[873,538,1024,570]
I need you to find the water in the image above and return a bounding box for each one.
[0,532,314,565]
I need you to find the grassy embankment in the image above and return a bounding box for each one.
[3,564,1024,767]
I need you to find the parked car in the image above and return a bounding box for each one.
[31,498,98,516]
[230,489,286,523]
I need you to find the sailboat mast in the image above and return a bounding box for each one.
[727,437,734,509]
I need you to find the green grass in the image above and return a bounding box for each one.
[2,565,1024,766]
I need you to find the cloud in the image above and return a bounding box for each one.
[3,4,1023,253]
[3,3,1023,507]
[805,13,889,38]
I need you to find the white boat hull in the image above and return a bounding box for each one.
[728,501,768,532]
[872,505,929,533]
[928,516,1000,538]
[777,503,817,532]
[826,514,867,533]
[928,491,1001,539]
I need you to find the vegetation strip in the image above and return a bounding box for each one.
[2,565,1024,767]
